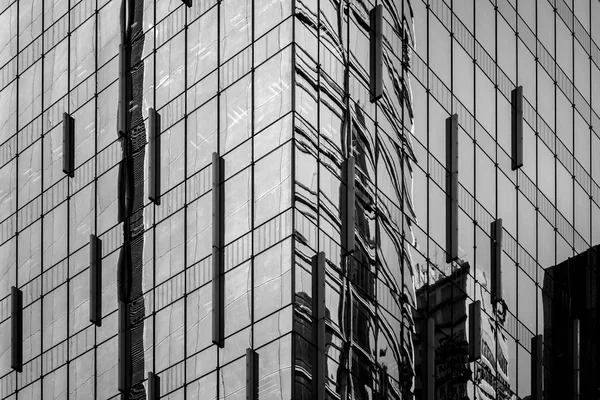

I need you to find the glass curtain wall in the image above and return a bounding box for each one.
[0,0,599,399]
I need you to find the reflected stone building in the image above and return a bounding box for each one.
[1,0,600,399]
[414,262,512,400]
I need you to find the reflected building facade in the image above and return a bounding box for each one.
[1,0,600,399]
[542,245,599,400]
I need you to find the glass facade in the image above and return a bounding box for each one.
[0,0,599,398]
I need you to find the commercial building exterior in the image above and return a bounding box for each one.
[0,0,599,398]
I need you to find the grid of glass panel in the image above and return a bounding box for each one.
[0,0,599,399]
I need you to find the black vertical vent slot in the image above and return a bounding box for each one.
[118,44,128,137]
[89,234,103,326]
[491,218,503,304]
[148,108,162,205]
[468,300,481,361]
[423,317,435,400]
[63,112,75,178]
[531,334,543,400]
[148,371,160,400]
[11,286,22,373]
[446,114,458,263]
[118,301,132,392]
[212,152,225,348]
[511,86,523,170]
[342,156,356,255]
[246,348,259,400]
[369,5,383,102]
[312,252,326,400]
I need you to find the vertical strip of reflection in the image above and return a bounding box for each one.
[116,0,147,395]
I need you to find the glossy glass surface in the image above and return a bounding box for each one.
[0,0,599,398]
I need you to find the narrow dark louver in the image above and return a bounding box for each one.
[89,234,103,326]
[63,112,75,178]
[490,218,503,304]
[369,4,383,103]
[118,44,128,137]
[446,114,458,263]
[118,301,132,392]
[342,156,356,255]
[377,368,389,400]
[212,152,225,348]
[312,252,326,400]
[148,108,161,205]
[511,86,523,170]
[422,317,435,400]
[11,286,22,373]
[571,318,580,398]
[246,348,259,400]
[468,300,481,361]
[531,334,543,400]
[148,372,160,400]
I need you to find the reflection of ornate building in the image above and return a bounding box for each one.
[542,246,599,400]
[414,263,513,400]
[292,0,419,398]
